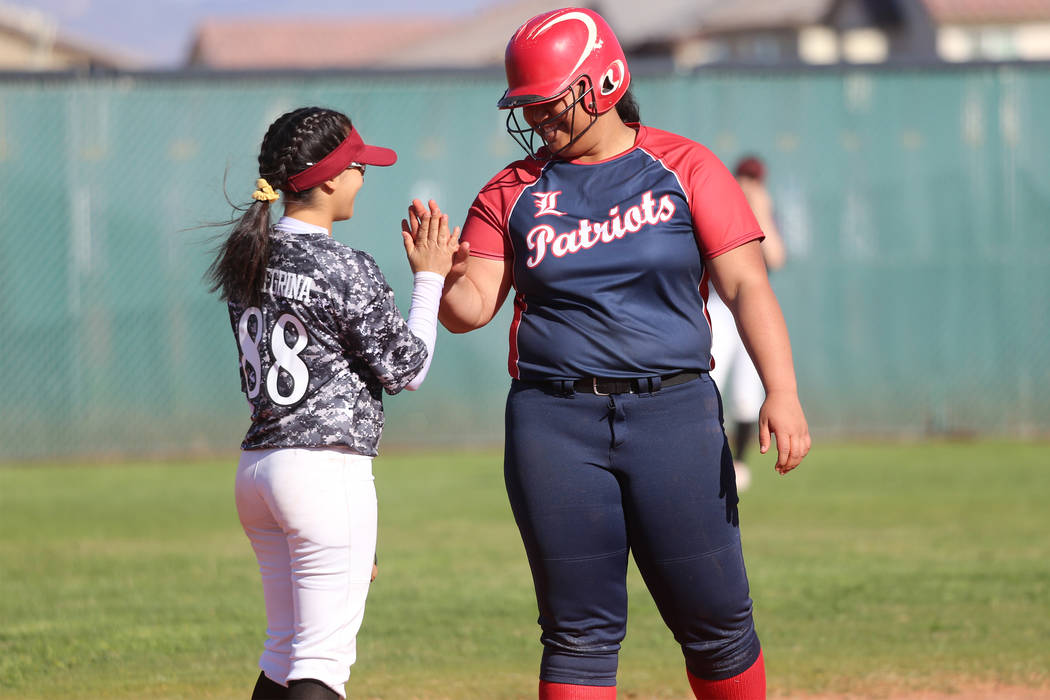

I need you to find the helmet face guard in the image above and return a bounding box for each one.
[504,81,600,158]
[499,8,630,158]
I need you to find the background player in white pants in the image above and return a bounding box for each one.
[207,106,462,700]
[708,155,786,491]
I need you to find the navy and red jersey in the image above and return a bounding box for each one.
[462,125,763,380]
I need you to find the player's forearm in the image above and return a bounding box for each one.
[728,281,799,396]
[438,274,489,333]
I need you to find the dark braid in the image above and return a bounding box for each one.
[259,108,352,202]
[206,107,353,306]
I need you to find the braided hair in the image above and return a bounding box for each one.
[207,107,353,306]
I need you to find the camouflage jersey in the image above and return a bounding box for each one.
[226,226,427,456]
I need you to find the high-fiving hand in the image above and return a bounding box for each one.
[401,199,467,277]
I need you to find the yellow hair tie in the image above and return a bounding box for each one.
[252,178,279,202]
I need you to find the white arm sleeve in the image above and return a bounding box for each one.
[404,271,445,391]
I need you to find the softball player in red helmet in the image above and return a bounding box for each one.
[424,7,810,699]
[209,106,460,700]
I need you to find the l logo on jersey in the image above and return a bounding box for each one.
[525,190,677,268]
[532,191,566,217]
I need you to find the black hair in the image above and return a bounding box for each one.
[615,88,640,124]
[206,106,352,306]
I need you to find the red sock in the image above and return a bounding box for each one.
[687,650,766,700]
[538,680,616,700]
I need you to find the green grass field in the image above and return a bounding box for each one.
[1,442,1048,699]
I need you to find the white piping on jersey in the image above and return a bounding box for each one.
[507,160,555,260]
[635,145,713,339]
[506,160,556,379]
[636,146,691,210]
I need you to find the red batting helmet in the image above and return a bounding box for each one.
[498,7,630,114]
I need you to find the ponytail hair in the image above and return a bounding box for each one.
[615,88,640,124]
[206,106,353,305]
[205,196,273,307]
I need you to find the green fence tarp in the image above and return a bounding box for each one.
[1,65,1048,459]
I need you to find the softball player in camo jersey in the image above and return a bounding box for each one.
[207,106,462,700]
[429,8,809,700]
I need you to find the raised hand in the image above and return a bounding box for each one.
[401,198,464,277]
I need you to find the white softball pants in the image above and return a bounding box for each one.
[235,447,377,699]
[708,292,765,423]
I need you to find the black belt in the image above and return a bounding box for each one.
[529,371,703,396]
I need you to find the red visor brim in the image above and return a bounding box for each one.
[286,127,398,191]
[357,143,398,167]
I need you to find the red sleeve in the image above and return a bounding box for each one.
[461,159,544,261]
[462,193,509,261]
[640,128,763,259]
[690,151,764,258]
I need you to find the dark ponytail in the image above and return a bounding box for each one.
[206,106,353,306]
[615,88,640,124]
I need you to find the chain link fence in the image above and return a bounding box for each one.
[1,64,1047,460]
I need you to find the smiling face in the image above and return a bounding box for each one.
[521,82,596,158]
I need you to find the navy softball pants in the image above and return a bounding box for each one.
[504,373,761,687]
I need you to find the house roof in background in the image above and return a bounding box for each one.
[188,16,453,69]
[698,0,833,32]
[370,0,577,68]
[921,0,1050,24]
[185,0,1050,71]
[184,0,742,70]
[372,0,733,67]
